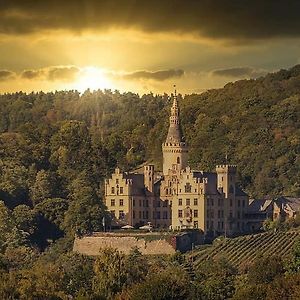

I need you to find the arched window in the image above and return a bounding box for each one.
[177,156,180,164]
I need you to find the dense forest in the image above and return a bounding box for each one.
[0,65,300,299]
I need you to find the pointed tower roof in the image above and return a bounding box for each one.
[165,87,184,143]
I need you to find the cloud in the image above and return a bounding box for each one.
[21,69,45,79]
[12,66,81,82]
[211,67,267,78]
[47,66,80,82]
[0,70,16,81]
[121,69,184,81]
[1,1,300,41]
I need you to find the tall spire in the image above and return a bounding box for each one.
[165,85,184,143]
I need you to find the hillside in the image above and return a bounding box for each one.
[0,64,299,212]
[191,230,300,269]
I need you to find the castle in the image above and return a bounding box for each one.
[104,91,249,236]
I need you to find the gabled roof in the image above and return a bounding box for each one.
[277,196,300,212]
[248,198,273,213]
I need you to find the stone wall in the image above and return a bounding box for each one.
[73,232,176,255]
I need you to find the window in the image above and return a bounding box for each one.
[116,179,119,184]
[120,187,124,194]
[111,199,115,206]
[133,199,135,207]
[237,211,240,219]
[142,211,145,219]
[230,198,233,207]
[146,200,149,207]
[163,211,168,219]
[177,157,180,164]
[111,187,115,194]
[133,210,135,219]
[194,221,198,228]
[157,211,161,219]
[163,200,168,207]
[237,222,240,229]
[206,220,209,228]
[156,201,161,207]
[218,210,220,218]
[139,199,142,207]
[242,200,245,207]
[194,209,198,218]
[221,210,224,218]
[119,211,124,219]
[139,211,142,219]
[119,199,124,206]
[186,199,190,206]
[206,209,210,217]
[178,210,183,218]
[211,199,214,206]
[218,222,220,229]
[210,221,214,229]
[211,211,214,218]
[111,210,115,217]
[153,212,156,219]
[221,222,224,229]
[146,211,149,219]
[229,211,233,218]
[185,183,192,193]
[178,198,182,206]
[238,199,240,207]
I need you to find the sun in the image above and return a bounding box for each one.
[75,67,112,92]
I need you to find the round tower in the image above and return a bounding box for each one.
[162,89,188,175]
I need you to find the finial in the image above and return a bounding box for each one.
[173,84,177,97]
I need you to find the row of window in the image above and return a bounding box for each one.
[110,199,124,207]
[178,209,198,218]
[206,221,245,231]
[207,198,246,207]
[110,186,124,195]
[178,198,198,206]
[111,210,169,220]
[206,210,245,219]
[133,211,169,220]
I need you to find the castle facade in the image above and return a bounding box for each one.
[104,92,249,236]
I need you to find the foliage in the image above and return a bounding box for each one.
[247,255,284,284]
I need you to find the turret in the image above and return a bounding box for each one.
[144,164,154,193]
[216,165,237,198]
[162,88,188,175]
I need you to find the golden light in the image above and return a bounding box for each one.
[75,67,112,92]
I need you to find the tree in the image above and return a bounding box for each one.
[29,170,57,205]
[93,248,128,299]
[12,205,38,235]
[286,239,300,273]
[63,173,107,236]
[248,255,284,285]
[129,266,190,300]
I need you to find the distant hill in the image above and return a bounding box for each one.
[190,230,300,269]
[0,65,299,208]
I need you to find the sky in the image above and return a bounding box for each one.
[1,0,300,95]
